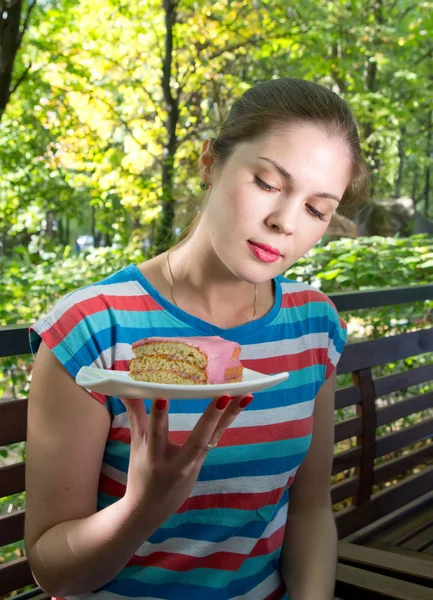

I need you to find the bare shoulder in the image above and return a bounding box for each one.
[136,253,171,299]
[25,341,111,551]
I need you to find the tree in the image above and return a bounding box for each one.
[0,0,37,123]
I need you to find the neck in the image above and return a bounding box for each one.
[167,234,258,319]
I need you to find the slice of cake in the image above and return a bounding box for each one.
[129,336,243,385]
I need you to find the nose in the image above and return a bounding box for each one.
[265,200,299,235]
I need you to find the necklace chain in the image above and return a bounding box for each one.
[166,249,257,321]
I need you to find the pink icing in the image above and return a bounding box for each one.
[131,336,242,384]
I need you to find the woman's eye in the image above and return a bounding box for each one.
[255,176,276,192]
[306,204,326,221]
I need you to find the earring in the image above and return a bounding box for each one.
[200,181,208,190]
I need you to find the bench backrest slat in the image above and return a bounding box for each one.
[0,399,28,446]
[0,510,25,547]
[376,391,433,427]
[375,418,433,457]
[0,463,26,497]
[337,329,433,374]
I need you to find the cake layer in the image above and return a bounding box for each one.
[130,356,207,383]
[130,336,243,384]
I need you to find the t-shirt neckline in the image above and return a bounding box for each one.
[126,263,283,338]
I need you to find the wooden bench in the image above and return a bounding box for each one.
[1,285,432,599]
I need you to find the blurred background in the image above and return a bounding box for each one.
[1,1,433,582]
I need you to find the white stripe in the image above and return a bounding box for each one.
[328,337,341,367]
[230,570,284,599]
[35,280,147,334]
[134,503,288,558]
[89,342,133,369]
[189,467,298,497]
[281,280,319,294]
[100,462,297,499]
[111,399,314,431]
[240,332,328,360]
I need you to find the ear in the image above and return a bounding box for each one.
[199,138,216,184]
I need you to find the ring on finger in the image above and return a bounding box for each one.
[205,441,218,451]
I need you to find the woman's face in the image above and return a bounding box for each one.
[201,124,352,284]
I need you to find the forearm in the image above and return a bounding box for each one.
[26,495,156,597]
[280,506,337,600]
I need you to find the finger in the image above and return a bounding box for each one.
[119,397,149,451]
[181,395,232,463]
[147,398,170,461]
[208,393,254,447]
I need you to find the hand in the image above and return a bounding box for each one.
[119,393,253,528]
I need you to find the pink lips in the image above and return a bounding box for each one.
[248,241,281,263]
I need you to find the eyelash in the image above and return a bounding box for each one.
[255,176,326,222]
[255,176,277,192]
[306,205,326,222]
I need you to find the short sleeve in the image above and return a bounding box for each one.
[29,288,111,409]
[324,300,348,381]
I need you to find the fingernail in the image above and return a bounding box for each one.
[155,399,167,411]
[216,395,232,410]
[239,395,254,409]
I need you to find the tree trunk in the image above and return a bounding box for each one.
[394,126,406,199]
[153,0,179,254]
[0,0,36,123]
[362,0,383,192]
[0,0,22,121]
[424,110,432,215]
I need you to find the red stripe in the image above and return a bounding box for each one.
[128,549,245,571]
[98,474,294,508]
[108,416,313,446]
[177,484,288,513]
[242,347,329,375]
[42,294,162,348]
[170,416,313,447]
[281,288,342,312]
[98,473,125,497]
[127,528,287,572]
[90,391,109,405]
[264,582,286,600]
[249,524,286,558]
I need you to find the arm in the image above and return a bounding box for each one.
[280,370,337,600]
[24,342,159,596]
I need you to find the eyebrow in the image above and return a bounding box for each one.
[256,156,341,204]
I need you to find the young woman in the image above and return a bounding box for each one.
[25,77,369,600]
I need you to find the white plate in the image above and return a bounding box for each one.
[76,366,289,400]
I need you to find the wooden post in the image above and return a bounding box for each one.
[353,368,377,506]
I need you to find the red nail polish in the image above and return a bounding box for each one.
[240,395,253,409]
[155,399,167,411]
[216,395,232,410]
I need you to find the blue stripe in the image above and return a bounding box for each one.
[101,578,231,599]
[103,447,308,480]
[104,435,312,468]
[228,556,281,596]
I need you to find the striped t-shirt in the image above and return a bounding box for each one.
[29,263,347,600]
